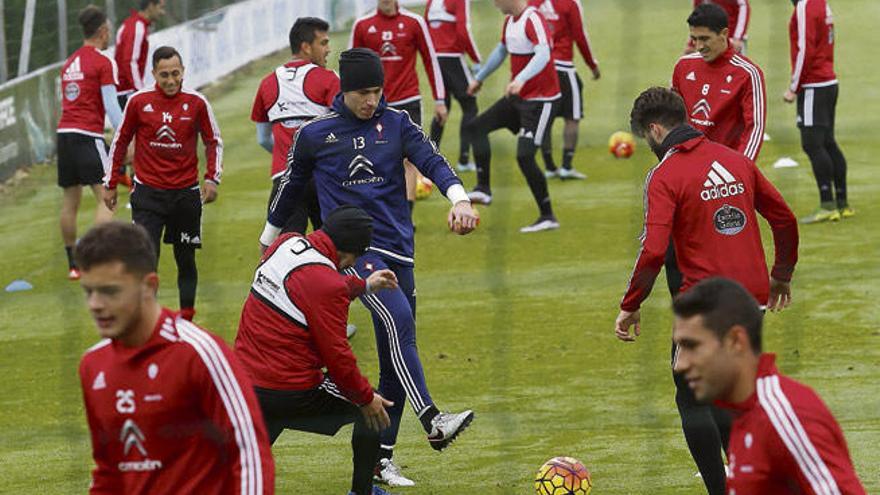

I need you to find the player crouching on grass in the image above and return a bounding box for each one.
[236,206,398,495]
[76,222,274,494]
[672,277,866,494]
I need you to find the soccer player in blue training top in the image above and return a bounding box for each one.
[259,47,479,487]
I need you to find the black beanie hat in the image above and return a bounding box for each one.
[339,48,384,92]
[322,205,373,256]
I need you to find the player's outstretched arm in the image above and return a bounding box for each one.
[399,114,477,234]
[448,201,479,235]
[753,168,798,311]
[260,131,316,250]
[469,42,507,95]
[618,170,677,322]
[614,309,641,342]
[366,269,399,293]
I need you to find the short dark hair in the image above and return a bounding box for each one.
[673,278,763,353]
[74,222,158,276]
[687,2,729,34]
[152,46,182,68]
[289,17,330,55]
[78,5,107,39]
[630,87,687,137]
[139,0,161,10]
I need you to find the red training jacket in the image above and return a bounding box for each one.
[107,85,223,189]
[350,6,446,105]
[79,308,275,494]
[621,135,798,312]
[693,0,750,41]
[529,0,598,70]
[671,47,766,161]
[250,60,339,178]
[235,231,374,406]
[58,45,119,138]
[718,354,867,494]
[424,0,481,63]
[788,0,837,93]
[114,10,151,94]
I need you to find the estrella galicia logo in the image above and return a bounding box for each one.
[64,82,80,102]
[714,204,747,236]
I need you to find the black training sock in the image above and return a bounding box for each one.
[408,200,414,214]
[430,117,444,147]
[827,138,848,207]
[378,445,394,462]
[468,121,492,191]
[562,148,575,170]
[542,149,557,172]
[517,137,554,218]
[801,127,835,205]
[65,246,76,269]
[173,244,198,309]
[673,366,727,495]
[418,404,440,432]
[352,415,381,494]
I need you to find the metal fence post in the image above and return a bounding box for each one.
[0,0,8,83]
[58,0,69,62]
[105,0,116,30]
[17,0,37,77]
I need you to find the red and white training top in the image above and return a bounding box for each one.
[671,47,766,161]
[235,231,374,405]
[788,0,837,93]
[693,0,750,41]
[424,0,481,63]
[107,86,223,189]
[79,308,275,494]
[620,135,798,312]
[251,60,339,178]
[501,6,561,101]
[114,10,151,95]
[529,0,598,70]
[58,45,119,137]
[350,6,446,105]
[718,354,867,495]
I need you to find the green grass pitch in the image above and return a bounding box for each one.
[1,0,878,493]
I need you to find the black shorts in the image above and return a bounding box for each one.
[438,55,476,103]
[797,83,838,129]
[254,380,361,442]
[555,67,584,121]
[56,132,108,188]
[130,182,202,247]
[389,100,422,127]
[476,95,556,146]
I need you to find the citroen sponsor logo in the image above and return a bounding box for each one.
[117,418,163,472]
[343,154,384,187]
[120,419,147,456]
[151,124,183,149]
[691,98,711,118]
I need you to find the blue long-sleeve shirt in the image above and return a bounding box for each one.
[268,94,463,266]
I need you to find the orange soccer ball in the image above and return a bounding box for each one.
[608,131,636,159]
[535,456,593,495]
